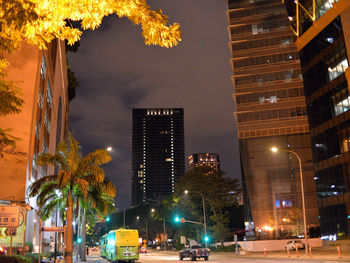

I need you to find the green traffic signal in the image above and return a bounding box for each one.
[204,236,209,242]
[174,216,180,222]
[77,237,82,244]
[106,217,110,222]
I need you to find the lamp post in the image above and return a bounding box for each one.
[271,147,308,255]
[184,190,207,248]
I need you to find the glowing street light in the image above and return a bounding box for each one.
[151,208,155,213]
[271,146,308,255]
[106,146,113,152]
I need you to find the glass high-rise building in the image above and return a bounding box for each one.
[227,0,319,239]
[131,108,185,206]
[284,0,350,236]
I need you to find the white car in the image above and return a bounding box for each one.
[285,240,305,250]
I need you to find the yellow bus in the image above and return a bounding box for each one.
[105,229,139,262]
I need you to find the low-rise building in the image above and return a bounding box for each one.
[0,40,69,252]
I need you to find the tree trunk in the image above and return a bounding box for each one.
[76,204,81,262]
[65,192,74,263]
[81,209,87,261]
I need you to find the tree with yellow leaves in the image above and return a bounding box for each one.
[0,0,182,148]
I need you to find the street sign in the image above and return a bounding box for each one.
[180,217,185,223]
[0,206,20,227]
[41,227,65,232]
[6,228,17,236]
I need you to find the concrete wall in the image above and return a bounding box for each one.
[322,240,350,252]
[237,238,322,252]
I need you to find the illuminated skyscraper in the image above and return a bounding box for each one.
[227,0,319,239]
[284,0,350,236]
[132,108,185,206]
[188,153,221,171]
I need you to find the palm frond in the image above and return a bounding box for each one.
[76,178,89,198]
[82,149,112,166]
[36,182,58,206]
[28,175,57,197]
[41,198,60,221]
[83,166,105,183]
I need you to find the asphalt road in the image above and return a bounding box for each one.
[82,253,344,263]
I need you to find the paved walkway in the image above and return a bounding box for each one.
[74,247,350,262]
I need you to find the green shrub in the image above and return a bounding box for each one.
[338,232,350,240]
[0,255,33,263]
[25,242,33,253]
[25,253,42,263]
[13,255,31,263]
[0,255,17,263]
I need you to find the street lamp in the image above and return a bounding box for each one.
[184,190,207,247]
[106,146,113,152]
[271,147,308,254]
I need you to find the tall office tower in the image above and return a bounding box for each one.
[284,0,350,236]
[188,153,221,171]
[227,0,319,239]
[132,108,185,206]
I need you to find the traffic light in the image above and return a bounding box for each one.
[77,237,82,244]
[204,236,209,242]
[174,216,180,223]
[106,217,110,222]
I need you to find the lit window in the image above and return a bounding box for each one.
[46,80,52,108]
[35,121,41,139]
[38,88,44,109]
[44,111,51,132]
[328,59,348,81]
[334,95,350,116]
[40,52,46,80]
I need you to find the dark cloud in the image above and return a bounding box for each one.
[68,0,240,210]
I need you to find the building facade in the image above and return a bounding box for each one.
[284,0,350,236]
[0,40,69,251]
[188,153,221,171]
[131,108,185,206]
[227,0,319,239]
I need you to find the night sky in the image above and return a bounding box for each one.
[68,0,240,210]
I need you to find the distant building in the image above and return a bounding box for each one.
[226,0,319,239]
[284,0,350,236]
[131,108,185,206]
[188,153,220,171]
[0,40,69,251]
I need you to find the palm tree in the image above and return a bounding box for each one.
[28,133,112,263]
[78,178,116,261]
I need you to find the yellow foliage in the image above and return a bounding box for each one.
[0,0,182,50]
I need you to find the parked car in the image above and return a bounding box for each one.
[140,247,148,253]
[285,240,305,250]
[179,244,210,261]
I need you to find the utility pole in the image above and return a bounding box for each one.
[163,219,166,250]
[123,210,126,228]
[54,205,58,262]
[145,218,148,245]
